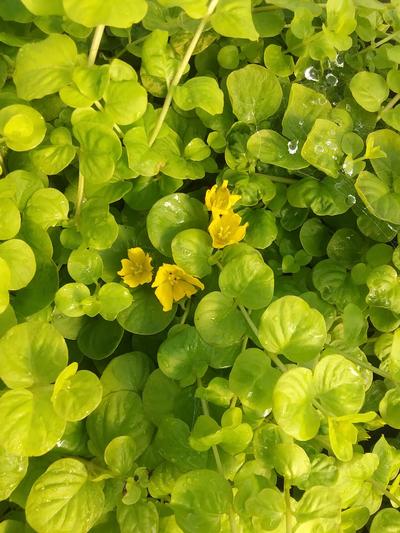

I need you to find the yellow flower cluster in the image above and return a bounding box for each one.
[118,247,204,312]
[117,181,247,312]
[205,180,248,248]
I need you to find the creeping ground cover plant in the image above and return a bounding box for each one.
[4,1,400,533]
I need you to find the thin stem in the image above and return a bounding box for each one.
[255,173,297,184]
[179,300,191,324]
[284,479,293,533]
[148,0,220,147]
[196,377,238,533]
[76,25,105,220]
[343,352,400,385]
[371,479,400,508]
[379,93,400,119]
[88,25,106,66]
[238,304,288,372]
[75,171,85,220]
[362,30,400,53]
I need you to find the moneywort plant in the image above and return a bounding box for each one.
[2,0,400,531]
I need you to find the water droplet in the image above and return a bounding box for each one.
[346,194,356,206]
[335,53,344,68]
[304,66,320,82]
[314,144,324,153]
[287,140,299,154]
[326,73,338,87]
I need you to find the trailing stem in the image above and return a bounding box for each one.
[75,25,106,220]
[196,377,238,533]
[148,0,220,147]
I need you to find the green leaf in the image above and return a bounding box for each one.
[77,317,124,359]
[219,254,274,309]
[25,188,69,229]
[241,208,278,249]
[229,348,280,416]
[247,129,308,170]
[156,0,207,18]
[79,199,118,250]
[14,34,78,100]
[194,291,247,347]
[370,509,400,532]
[55,283,92,318]
[273,442,311,482]
[350,71,389,113]
[0,104,46,151]
[299,218,330,257]
[0,199,20,240]
[100,352,151,396]
[0,388,66,456]
[86,390,153,459]
[118,286,177,335]
[259,295,327,362]
[328,417,358,462]
[211,0,259,41]
[147,193,209,257]
[20,0,63,15]
[245,488,285,531]
[173,77,224,115]
[272,367,320,440]
[63,0,147,27]
[171,229,213,278]
[264,44,294,77]
[52,363,103,422]
[73,122,122,185]
[380,387,400,429]
[104,436,136,477]
[97,283,132,321]
[287,177,350,216]
[301,119,344,178]
[296,485,341,523]
[104,80,148,125]
[67,248,103,285]
[0,321,67,389]
[0,446,28,501]
[171,470,232,533]
[314,355,365,416]
[117,501,159,533]
[282,83,331,142]
[26,459,104,533]
[157,325,209,386]
[227,65,282,124]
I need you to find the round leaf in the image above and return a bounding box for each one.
[77,316,123,359]
[0,388,66,456]
[63,0,148,27]
[26,458,105,533]
[147,193,209,257]
[0,239,36,290]
[0,446,28,501]
[52,363,103,421]
[0,104,46,151]
[104,436,136,477]
[25,188,69,229]
[117,286,176,335]
[350,72,389,113]
[272,367,320,441]
[0,199,20,240]
[0,321,68,389]
[194,291,247,347]
[370,509,400,533]
[171,229,213,278]
[104,80,147,125]
[67,248,103,285]
[219,254,274,309]
[100,352,152,396]
[379,387,400,429]
[259,296,327,362]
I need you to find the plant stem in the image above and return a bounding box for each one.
[371,479,400,507]
[379,93,400,119]
[255,173,298,184]
[238,304,288,372]
[179,300,191,324]
[284,479,293,533]
[343,352,400,385]
[148,0,220,147]
[196,377,238,533]
[88,25,106,66]
[76,25,106,220]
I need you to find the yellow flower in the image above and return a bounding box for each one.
[205,180,241,216]
[118,247,153,288]
[152,264,204,312]
[208,211,248,249]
